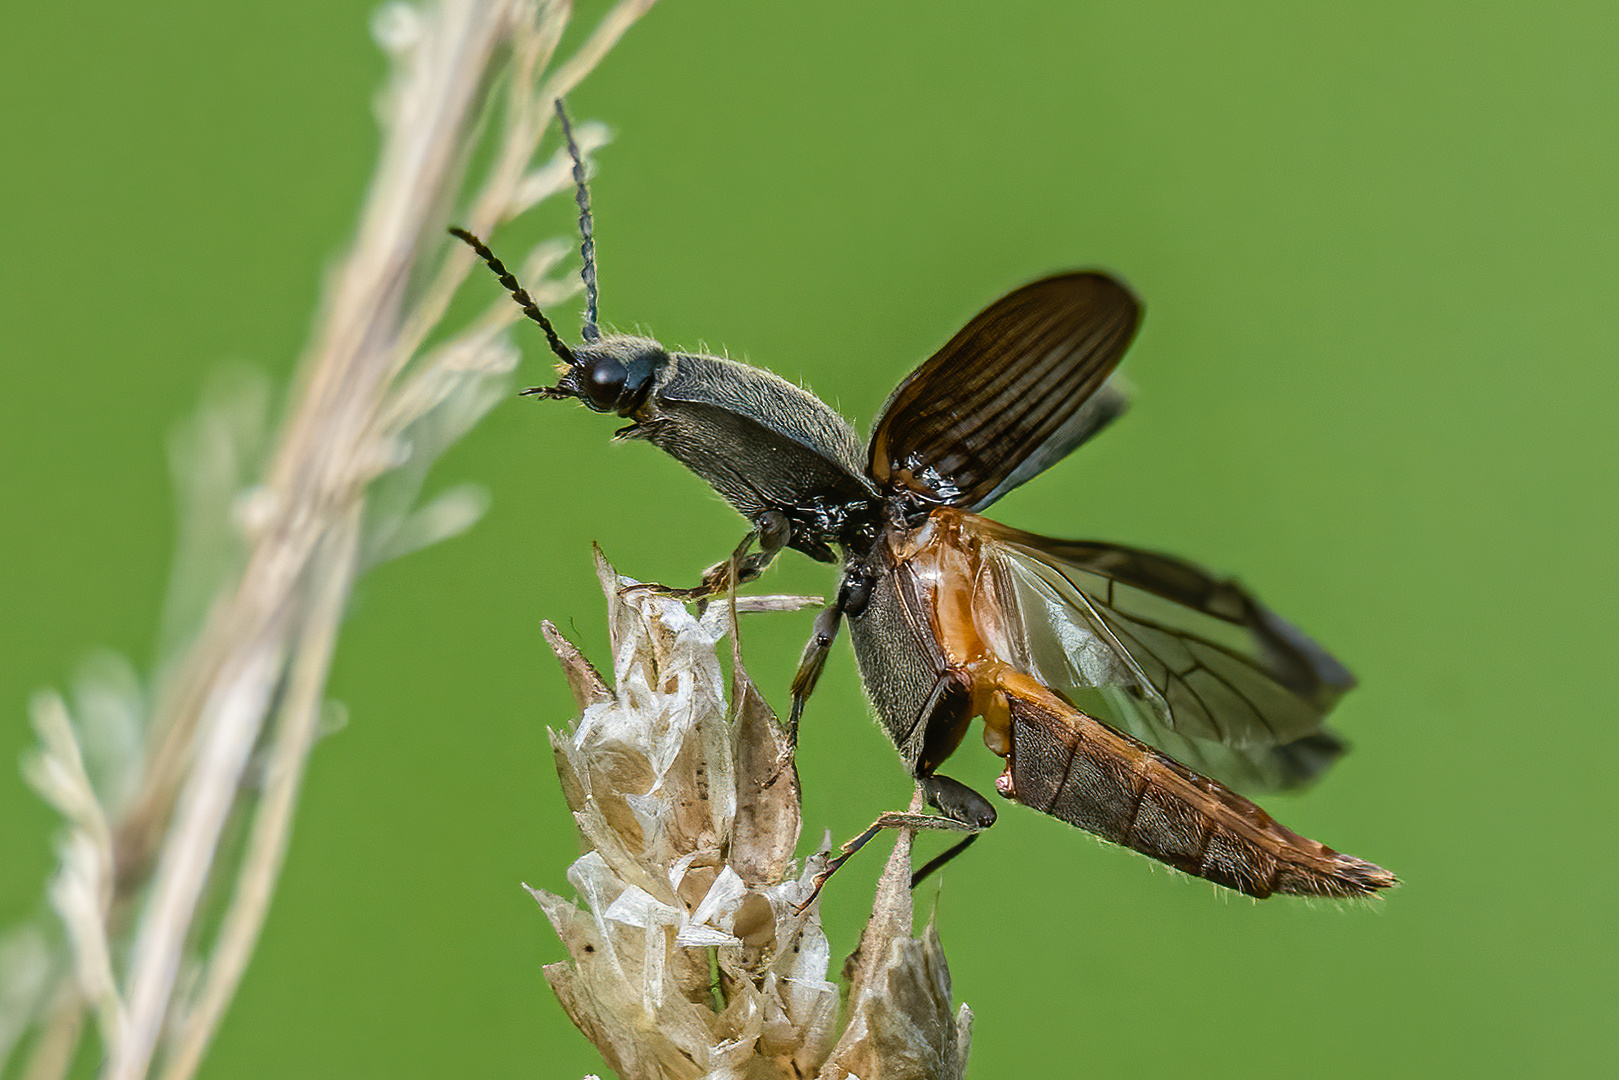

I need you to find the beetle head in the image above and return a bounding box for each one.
[449,100,875,551]
[526,335,669,418]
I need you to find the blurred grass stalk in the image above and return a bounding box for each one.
[1,1,653,1077]
[539,557,971,1080]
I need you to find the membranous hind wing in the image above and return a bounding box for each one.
[979,522,1356,795]
[929,516,1389,898]
[868,273,1140,511]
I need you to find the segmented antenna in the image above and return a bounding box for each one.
[554,99,600,344]
[448,226,575,366]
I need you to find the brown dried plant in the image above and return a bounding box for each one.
[537,555,971,1080]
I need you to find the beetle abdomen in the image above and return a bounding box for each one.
[997,688,1395,899]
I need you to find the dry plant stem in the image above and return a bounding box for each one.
[8,2,657,1079]
[106,2,521,1069]
[112,634,286,1080]
[155,510,360,1080]
[537,0,656,107]
[116,0,518,899]
[19,986,82,1080]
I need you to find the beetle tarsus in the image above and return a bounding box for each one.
[910,833,981,889]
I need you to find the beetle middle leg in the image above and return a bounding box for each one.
[757,587,846,793]
[785,565,872,749]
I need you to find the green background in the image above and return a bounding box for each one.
[3,1,1615,1077]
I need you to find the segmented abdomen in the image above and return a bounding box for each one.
[999,688,1395,899]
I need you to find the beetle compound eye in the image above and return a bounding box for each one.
[582,356,627,411]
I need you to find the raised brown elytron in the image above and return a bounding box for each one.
[455,101,1395,900]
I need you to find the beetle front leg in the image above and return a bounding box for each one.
[621,510,791,603]
[698,509,790,603]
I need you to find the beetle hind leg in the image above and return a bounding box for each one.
[798,802,984,912]
[905,773,997,887]
[797,774,995,909]
[910,834,981,889]
[918,773,997,829]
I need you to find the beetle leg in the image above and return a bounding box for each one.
[797,771,997,908]
[621,510,791,604]
[761,568,861,790]
[903,773,997,887]
[798,803,979,911]
[698,510,790,610]
[918,774,997,829]
[909,835,981,889]
[783,563,872,750]
[785,594,844,750]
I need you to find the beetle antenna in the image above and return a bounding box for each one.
[554,98,600,344]
[448,226,575,367]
